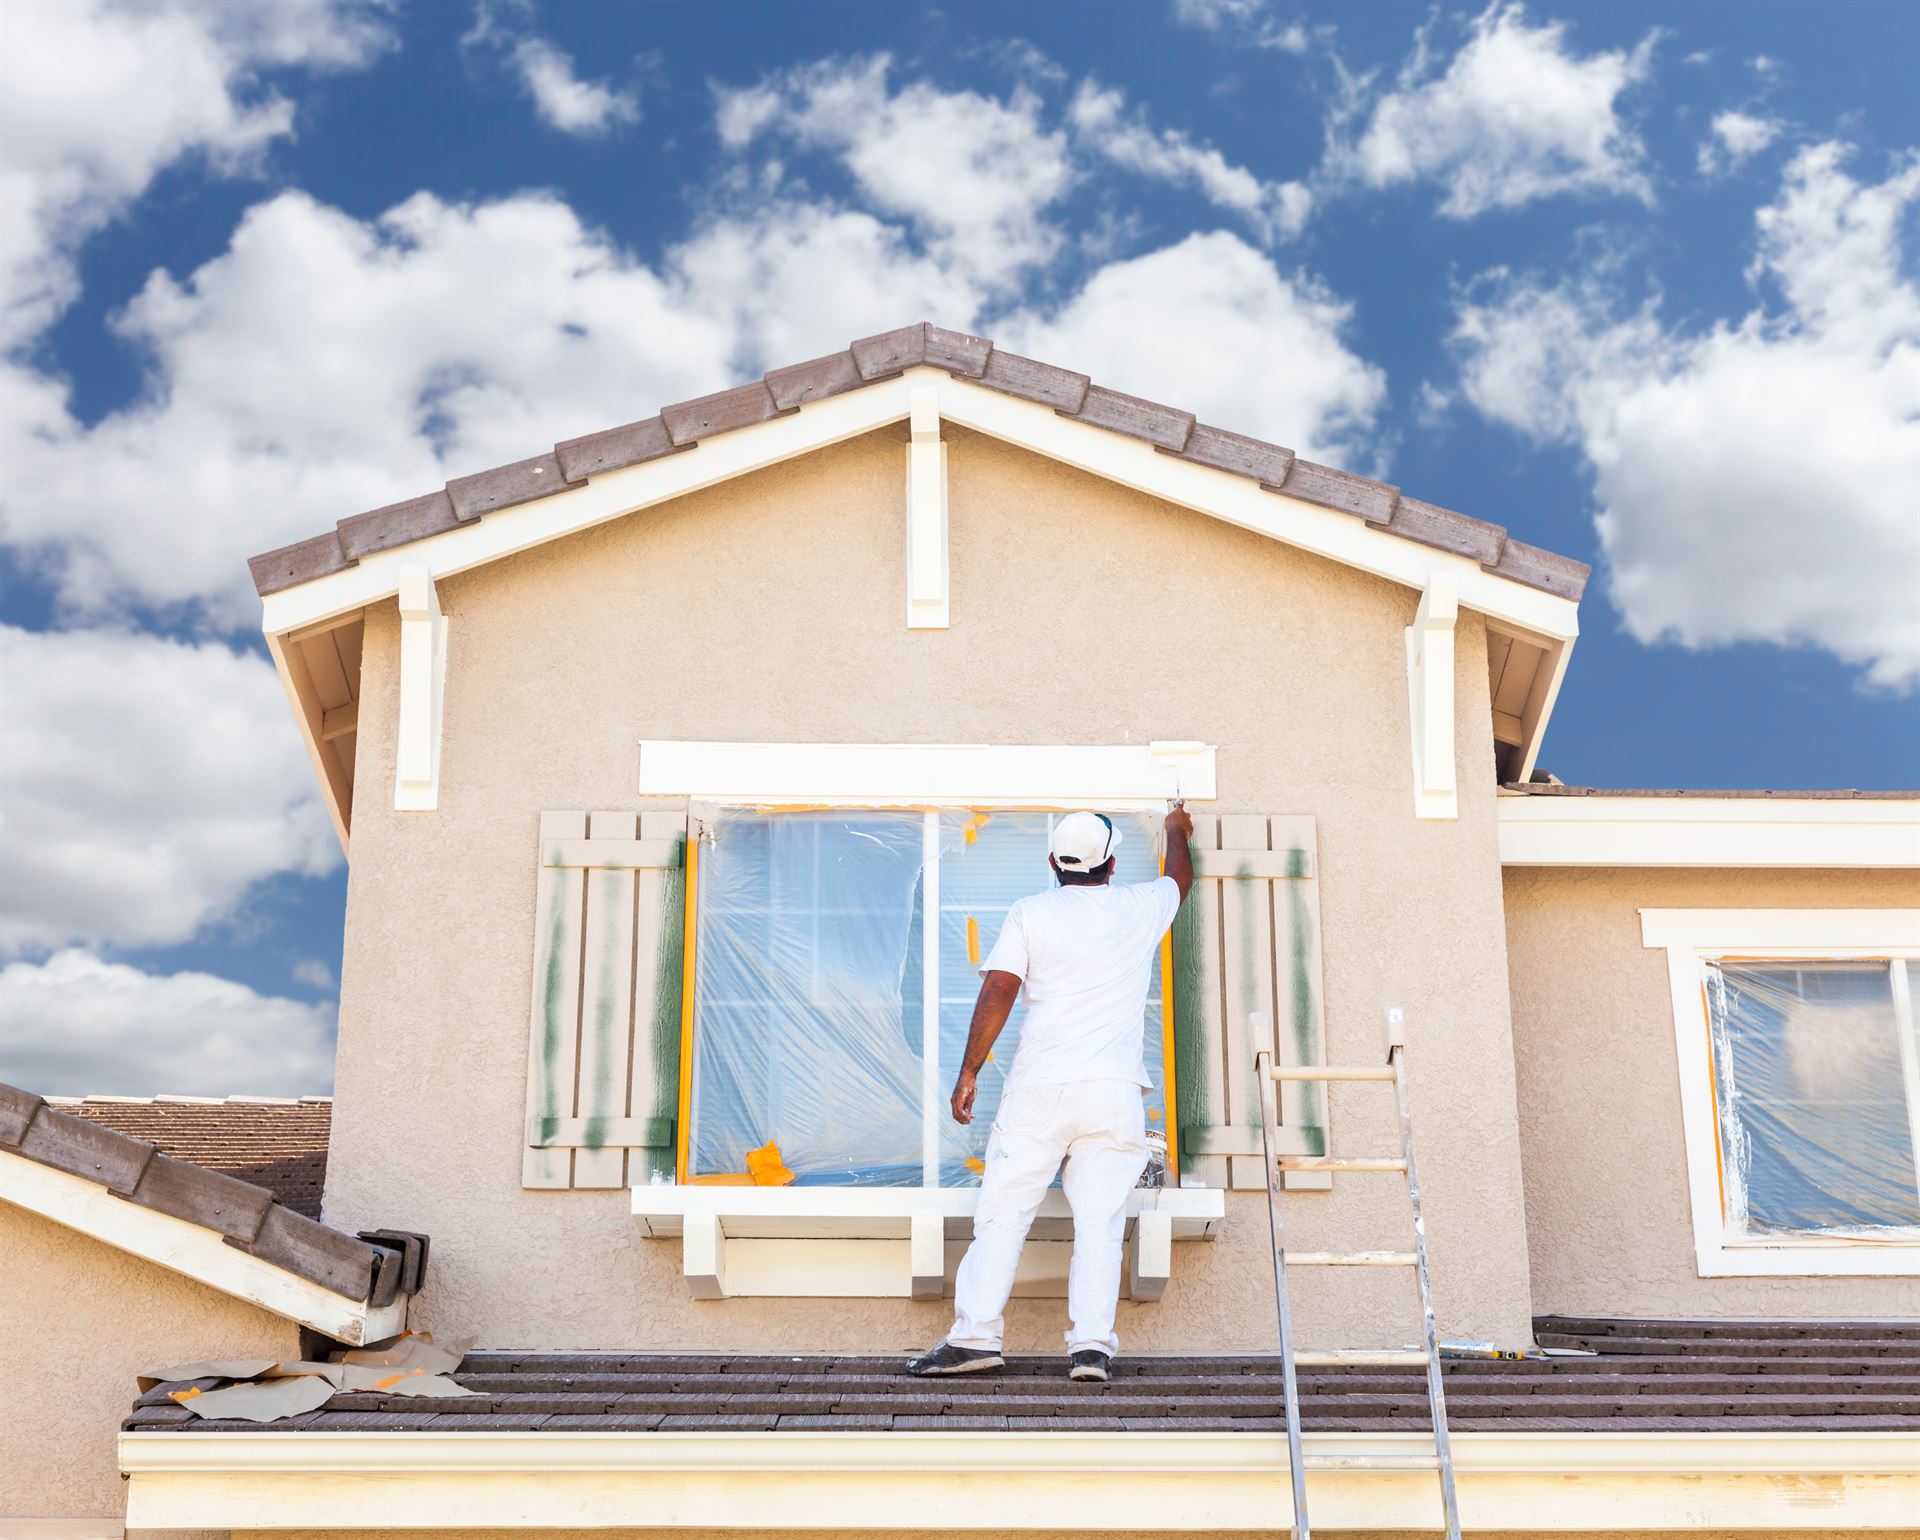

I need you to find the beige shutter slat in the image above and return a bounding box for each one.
[1174,813,1229,1188]
[523,811,587,1188]
[1270,814,1330,1190]
[541,838,682,870]
[628,810,688,1186]
[572,812,639,1188]
[1217,814,1280,1189]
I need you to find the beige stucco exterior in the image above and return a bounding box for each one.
[319,423,1538,1352]
[1504,865,1920,1319]
[0,1199,295,1529]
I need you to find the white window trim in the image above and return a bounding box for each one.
[639,739,1216,807]
[1640,908,1920,1277]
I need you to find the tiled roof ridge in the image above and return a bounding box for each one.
[0,1081,414,1307]
[249,321,1590,603]
[1501,784,1919,800]
[46,1092,333,1106]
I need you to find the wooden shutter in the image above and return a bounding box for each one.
[522,810,687,1189]
[1171,814,1330,1191]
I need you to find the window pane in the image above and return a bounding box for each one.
[690,810,933,1186]
[939,811,1170,1186]
[1706,960,1919,1235]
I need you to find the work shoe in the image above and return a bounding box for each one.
[1068,1350,1111,1383]
[906,1342,1005,1377]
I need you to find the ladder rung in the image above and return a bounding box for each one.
[1269,1064,1395,1081]
[1293,1349,1428,1366]
[1303,1454,1441,1473]
[1275,1155,1407,1172]
[1286,1250,1417,1267]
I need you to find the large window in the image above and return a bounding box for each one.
[1642,909,1920,1276]
[685,808,1173,1187]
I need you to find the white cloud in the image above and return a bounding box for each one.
[999,230,1387,465]
[1328,2,1658,218]
[292,958,337,990]
[0,0,391,349]
[463,1,639,137]
[1068,82,1311,243]
[1452,142,1920,690]
[715,55,1076,286]
[1171,0,1308,50]
[0,625,339,952]
[0,951,337,1096]
[1698,109,1785,176]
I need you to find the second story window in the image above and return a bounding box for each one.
[684,808,1173,1188]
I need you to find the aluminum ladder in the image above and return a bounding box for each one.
[1253,1004,1462,1540]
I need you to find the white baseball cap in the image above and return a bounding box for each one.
[1050,810,1122,871]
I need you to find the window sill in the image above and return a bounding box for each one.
[1696,1236,1920,1278]
[631,1185,1226,1300]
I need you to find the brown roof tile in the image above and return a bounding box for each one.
[59,1095,331,1217]
[247,322,1592,604]
[123,1319,1920,1435]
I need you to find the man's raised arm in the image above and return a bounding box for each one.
[1164,799,1195,902]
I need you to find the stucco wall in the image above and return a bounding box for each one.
[1504,865,1920,1318]
[323,423,1536,1352]
[0,1198,295,1526]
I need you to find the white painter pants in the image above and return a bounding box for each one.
[947,1078,1150,1358]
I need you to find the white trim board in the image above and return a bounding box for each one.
[0,1150,406,1345]
[638,739,1218,806]
[120,1428,1920,1530]
[1640,908,1920,1278]
[1500,795,1920,868]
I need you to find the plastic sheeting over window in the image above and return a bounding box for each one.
[1704,959,1920,1237]
[688,808,1170,1187]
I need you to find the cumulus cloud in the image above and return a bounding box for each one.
[1698,110,1785,176]
[1171,0,1310,51]
[464,1,639,136]
[1452,142,1920,690]
[0,951,337,1096]
[999,231,1386,465]
[0,0,392,348]
[1327,2,1658,217]
[0,625,339,952]
[715,55,1076,286]
[1069,82,1311,243]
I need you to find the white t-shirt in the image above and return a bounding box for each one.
[978,876,1183,1091]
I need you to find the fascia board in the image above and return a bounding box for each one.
[121,1429,1920,1531]
[0,1151,403,1345]
[1503,798,1920,869]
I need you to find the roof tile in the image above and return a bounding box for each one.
[554,415,680,482]
[337,491,463,562]
[249,531,352,597]
[0,1083,43,1145]
[1485,537,1591,600]
[127,1153,274,1242]
[446,452,574,521]
[69,1096,330,1217]
[1282,460,1400,522]
[1384,496,1506,565]
[1174,422,1295,487]
[662,381,784,445]
[765,350,864,410]
[229,1203,375,1301]
[18,1111,155,1194]
[924,325,992,377]
[1073,385,1195,452]
[979,349,1090,412]
[850,322,928,379]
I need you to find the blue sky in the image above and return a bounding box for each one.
[1,0,1915,1096]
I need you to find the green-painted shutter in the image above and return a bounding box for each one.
[1172,813,1329,1191]
[521,810,686,1189]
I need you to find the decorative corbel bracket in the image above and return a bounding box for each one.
[905,385,950,629]
[1405,574,1459,821]
[393,566,448,812]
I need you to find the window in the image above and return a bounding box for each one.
[684,808,1174,1188]
[1641,909,1920,1276]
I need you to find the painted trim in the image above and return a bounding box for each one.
[0,1150,406,1345]
[906,385,949,628]
[391,566,446,812]
[0,1522,125,1540]
[1500,795,1920,868]
[1404,574,1458,821]
[638,740,1217,806]
[120,1428,1920,1530]
[1640,908,1920,1277]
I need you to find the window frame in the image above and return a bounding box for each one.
[1640,908,1920,1277]
[676,803,1181,1189]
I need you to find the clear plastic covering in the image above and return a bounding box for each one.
[688,808,1169,1187]
[1704,959,1920,1237]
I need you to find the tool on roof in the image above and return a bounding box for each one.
[1253,1003,1461,1540]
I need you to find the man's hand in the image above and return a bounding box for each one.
[951,1067,980,1125]
[1164,798,1194,843]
